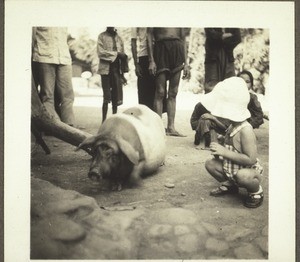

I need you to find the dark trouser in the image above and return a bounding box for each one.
[190,102,210,131]
[137,56,156,110]
[204,49,235,93]
[101,60,123,107]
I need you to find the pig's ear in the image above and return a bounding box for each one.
[116,137,139,165]
[75,135,97,151]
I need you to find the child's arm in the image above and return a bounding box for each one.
[210,126,257,166]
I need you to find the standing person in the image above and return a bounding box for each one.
[97,27,128,123]
[204,77,264,208]
[147,27,191,137]
[32,27,75,126]
[131,27,156,110]
[204,28,241,93]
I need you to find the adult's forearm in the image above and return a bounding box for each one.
[131,39,139,67]
[147,28,155,62]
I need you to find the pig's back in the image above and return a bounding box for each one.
[99,105,166,174]
[122,105,166,174]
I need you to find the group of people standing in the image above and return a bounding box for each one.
[32,26,266,209]
[99,27,191,136]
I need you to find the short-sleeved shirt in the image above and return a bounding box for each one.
[32,27,72,65]
[131,27,148,57]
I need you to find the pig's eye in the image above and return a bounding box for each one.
[111,154,118,162]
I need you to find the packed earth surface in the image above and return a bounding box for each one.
[31,82,269,259]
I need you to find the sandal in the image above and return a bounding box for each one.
[244,191,264,208]
[210,185,239,197]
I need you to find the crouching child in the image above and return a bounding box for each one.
[204,77,264,208]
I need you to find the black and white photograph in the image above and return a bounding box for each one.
[4,1,295,261]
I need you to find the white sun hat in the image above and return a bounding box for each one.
[200,80,224,112]
[201,77,251,122]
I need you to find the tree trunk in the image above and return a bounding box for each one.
[31,76,92,152]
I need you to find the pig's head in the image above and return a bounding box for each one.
[83,136,140,182]
[88,139,120,181]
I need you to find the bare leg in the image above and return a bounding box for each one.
[102,102,108,123]
[235,169,262,193]
[112,105,117,114]
[154,73,167,117]
[205,158,227,182]
[166,71,181,132]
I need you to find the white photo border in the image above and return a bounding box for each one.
[4,1,295,261]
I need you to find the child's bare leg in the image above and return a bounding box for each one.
[236,168,264,208]
[235,168,262,193]
[205,158,238,196]
[205,158,226,182]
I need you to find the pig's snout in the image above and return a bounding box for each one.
[88,168,102,181]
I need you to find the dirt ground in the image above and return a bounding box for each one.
[31,85,269,259]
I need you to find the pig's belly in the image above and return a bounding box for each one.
[123,105,166,174]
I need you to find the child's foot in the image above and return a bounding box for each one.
[244,191,264,208]
[210,184,239,197]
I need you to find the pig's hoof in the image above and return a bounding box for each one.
[111,183,122,191]
[117,183,122,191]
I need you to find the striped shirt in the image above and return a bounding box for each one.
[223,121,263,180]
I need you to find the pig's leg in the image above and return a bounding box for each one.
[110,161,145,191]
[111,181,122,191]
[128,161,145,185]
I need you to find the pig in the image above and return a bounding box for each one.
[77,105,166,190]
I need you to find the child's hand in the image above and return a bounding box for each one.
[210,142,226,156]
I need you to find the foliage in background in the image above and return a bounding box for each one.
[235,29,269,94]
[68,28,98,73]
[186,28,269,94]
[68,27,269,95]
